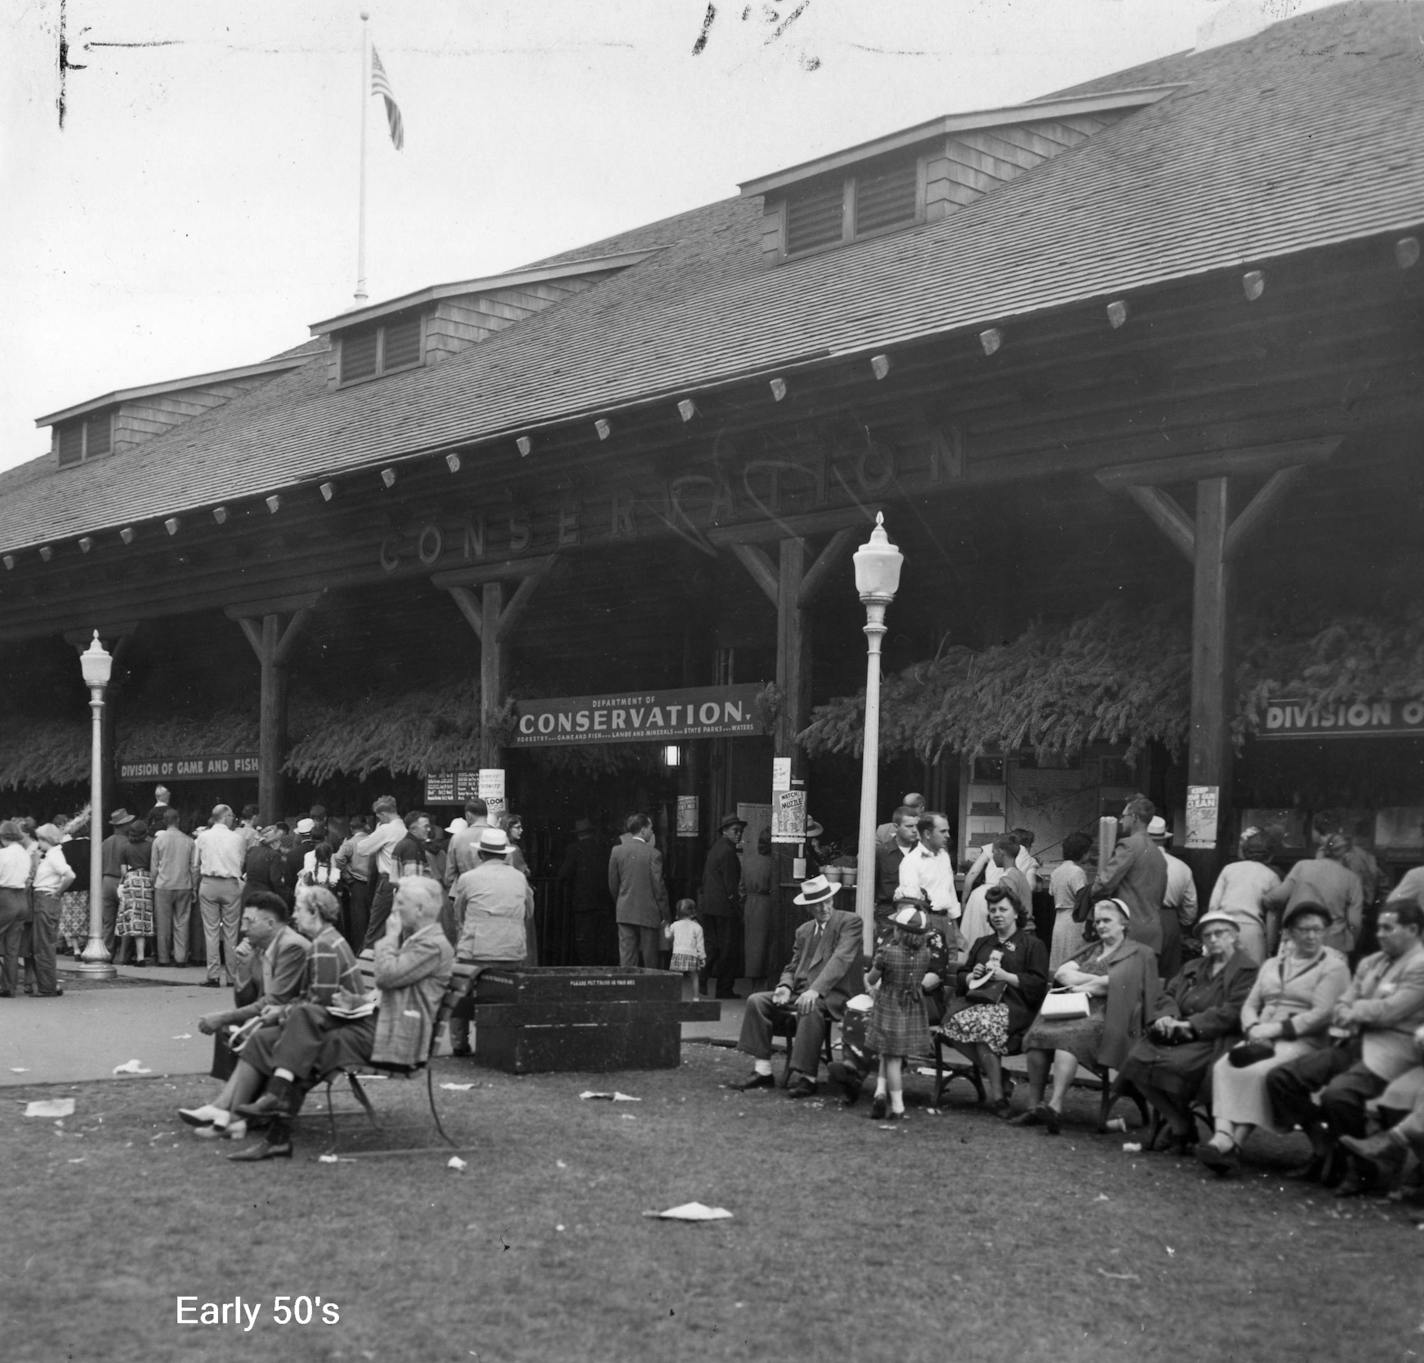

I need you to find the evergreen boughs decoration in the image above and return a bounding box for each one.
[284,683,481,783]
[801,600,1424,763]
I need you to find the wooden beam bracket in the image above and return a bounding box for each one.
[729,543,780,608]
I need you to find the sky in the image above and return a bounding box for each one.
[0,0,1324,474]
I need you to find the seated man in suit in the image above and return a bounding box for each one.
[178,891,311,1140]
[1267,897,1424,1193]
[730,874,865,1098]
[228,876,456,1161]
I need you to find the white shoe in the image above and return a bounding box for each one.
[178,1104,226,1128]
[194,1119,246,1141]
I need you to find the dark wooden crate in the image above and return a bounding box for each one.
[472,1002,683,1071]
[474,966,683,1003]
[467,986,721,1074]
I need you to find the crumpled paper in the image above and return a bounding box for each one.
[448,1156,468,1172]
[440,1082,476,1091]
[642,1202,733,1221]
[112,1059,152,1076]
[25,1098,75,1118]
[579,1091,641,1102]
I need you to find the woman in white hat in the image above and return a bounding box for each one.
[1118,909,1257,1153]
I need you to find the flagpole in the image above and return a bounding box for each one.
[355,11,371,304]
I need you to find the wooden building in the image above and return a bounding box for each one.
[3,3,1423,895]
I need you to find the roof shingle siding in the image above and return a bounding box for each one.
[4,1,1422,555]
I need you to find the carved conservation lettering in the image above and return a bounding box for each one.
[382,438,938,573]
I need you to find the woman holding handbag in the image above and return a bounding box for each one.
[1118,910,1258,1153]
[1012,898,1157,1133]
[1195,901,1350,1175]
[938,884,1049,1117]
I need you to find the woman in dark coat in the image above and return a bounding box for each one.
[939,884,1049,1117]
[1119,909,1258,1151]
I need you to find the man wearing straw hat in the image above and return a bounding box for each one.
[730,873,865,1098]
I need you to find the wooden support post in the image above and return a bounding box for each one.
[226,594,320,822]
[1187,477,1232,885]
[480,581,504,767]
[435,557,557,770]
[1099,439,1341,891]
[776,539,809,775]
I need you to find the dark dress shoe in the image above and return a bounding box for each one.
[1341,1131,1408,1184]
[730,1072,775,1091]
[1007,1109,1041,1127]
[869,1095,888,1120]
[1194,1142,1240,1177]
[785,1076,817,1099]
[36,989,63,997]
[987,1099,1012,1120]
[1036,1103,1062,1136]
[236,1094,289,1119]
[227,1139,293,1162]
[200,979,221,989]
[827,1061,863,1106]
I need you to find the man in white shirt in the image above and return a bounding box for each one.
[28,823,75,997]
[152,808,195,966]
[356,795,408,946]
[899,811,962,958]
[193,805,247,988]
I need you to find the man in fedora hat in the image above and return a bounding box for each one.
[99,808,136,955]
[700,813,746,1000]
[731,873,865,1098]
[447,826,535,1056]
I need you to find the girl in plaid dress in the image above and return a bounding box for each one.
[663,899,706,1001]
[866,906,932,1120]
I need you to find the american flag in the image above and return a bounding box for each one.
[371,45,404,150]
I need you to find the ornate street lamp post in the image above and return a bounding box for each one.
[77,632,116,978]
[852,513,904,952]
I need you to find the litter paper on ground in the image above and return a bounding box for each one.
[644,1202,733,1221]
[25,1098,75,1118]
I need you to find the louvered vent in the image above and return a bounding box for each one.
[57,422,85,467]
[340,328,379,383]
[785,180,844,255]
[382,314,422,371]
[855,160,918,235]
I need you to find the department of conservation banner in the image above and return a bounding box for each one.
[509,685,766,747]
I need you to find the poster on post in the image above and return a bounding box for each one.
[676,795,699,837]
[771,789,807,844]
[480,768,506,821]
[1185,785,1219,849]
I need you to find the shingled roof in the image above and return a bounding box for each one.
[4,1,1422,556]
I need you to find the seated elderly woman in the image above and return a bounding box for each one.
[1011,898,1157,1134]
[1194,900,1351,1175]
[938,884,1049,1117]
[1118,910,1258,1153]
[228,876,455,1161]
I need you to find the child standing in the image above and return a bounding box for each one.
[664,899,706,1001]
[865,904,932,1121]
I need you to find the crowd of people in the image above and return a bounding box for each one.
[729,794,1424,1217]
[6,782,1424,1205]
